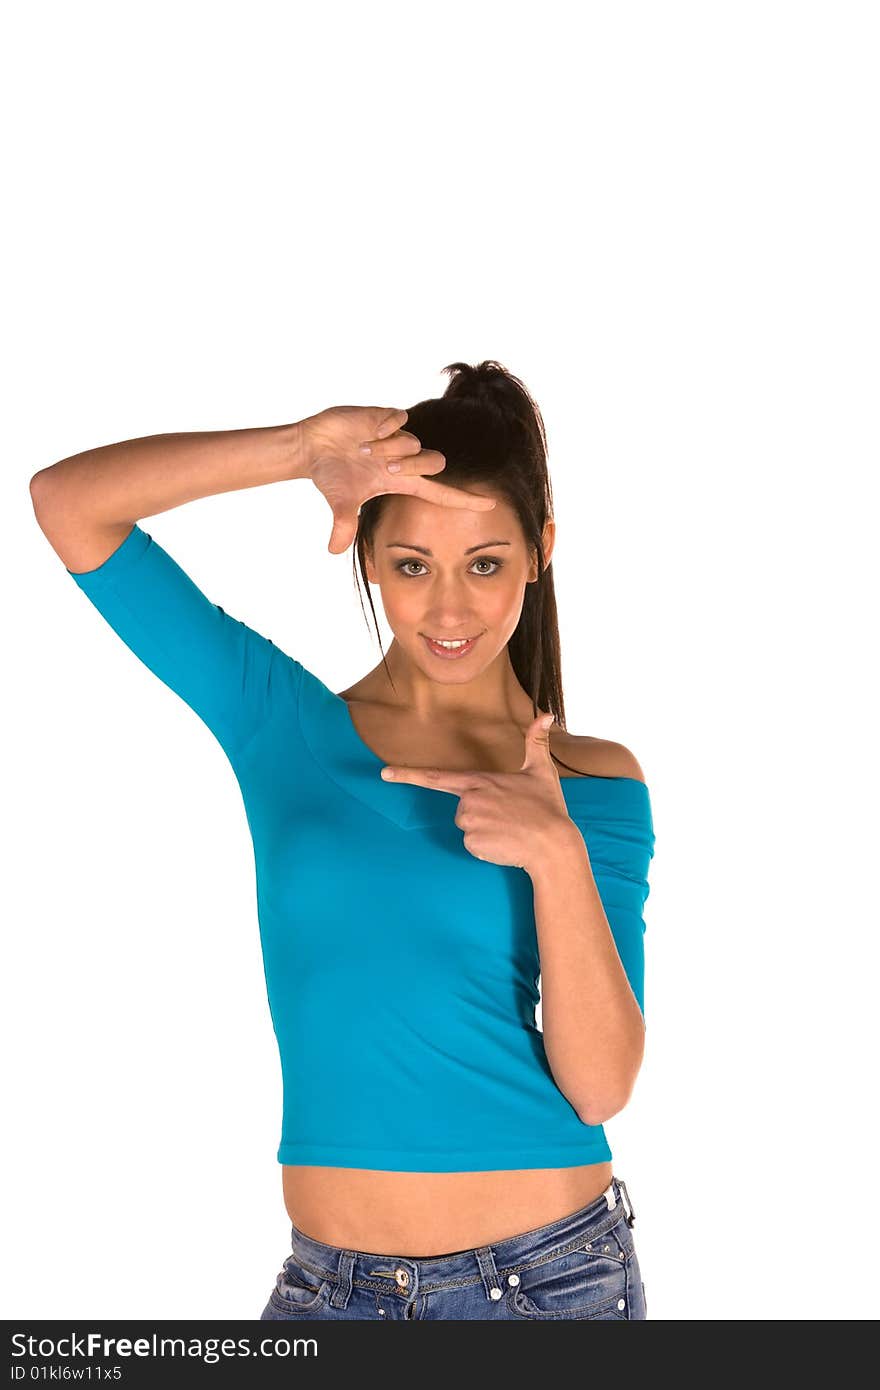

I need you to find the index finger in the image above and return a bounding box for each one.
[380,766,486,791]
[398,476,497,511]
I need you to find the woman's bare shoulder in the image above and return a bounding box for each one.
[549,729,647,783]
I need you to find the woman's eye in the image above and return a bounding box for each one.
[395,558,503,578]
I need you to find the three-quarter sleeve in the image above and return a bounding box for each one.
[564,780,655,1022]
[66,523,283,764]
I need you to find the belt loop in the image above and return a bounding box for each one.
[474,1246,505,1303]
[327,1249,355,1308]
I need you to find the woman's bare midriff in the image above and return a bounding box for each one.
[282,1160,614,1256]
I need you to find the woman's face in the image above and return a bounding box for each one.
[364,490,555,684]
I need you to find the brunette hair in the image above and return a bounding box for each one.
[352,358,569,730]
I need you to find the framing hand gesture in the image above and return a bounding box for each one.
[302,405,497,554]
[380,713,574,875]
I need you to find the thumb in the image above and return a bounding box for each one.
[520,711,556,772]
[328,511,357,555]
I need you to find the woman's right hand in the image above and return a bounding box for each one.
[299,405,497,554]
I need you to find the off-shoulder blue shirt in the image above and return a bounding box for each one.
[67,523,655,1172]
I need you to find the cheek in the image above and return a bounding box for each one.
[380,585,423,628]
[474,597,515,640]
[484,579,527,636]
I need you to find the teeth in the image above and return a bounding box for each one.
[429,637,471,648]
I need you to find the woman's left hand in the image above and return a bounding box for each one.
[379,712,576,875]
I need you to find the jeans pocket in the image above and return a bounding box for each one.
[507,1219,634,1320]
[265,1254,333,1316]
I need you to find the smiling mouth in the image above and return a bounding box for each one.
[421,633,483,657]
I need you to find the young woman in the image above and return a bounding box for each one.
[30,359,655,1321]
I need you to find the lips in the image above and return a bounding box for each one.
[422,633,481,660]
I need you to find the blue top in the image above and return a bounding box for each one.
[67,523,655,1172]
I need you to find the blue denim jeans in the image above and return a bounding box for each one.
[259,1174,647,1320]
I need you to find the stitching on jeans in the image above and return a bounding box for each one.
[288,1255,338,1284]
[494,1217,631,1282]
[303,1210,633,1296]
[508,1286,626,1320]
[270,1282,330,1313]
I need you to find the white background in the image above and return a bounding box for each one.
[3,1,877,1321]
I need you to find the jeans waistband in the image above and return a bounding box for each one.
[287,1175,636,1306]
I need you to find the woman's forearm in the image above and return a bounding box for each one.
[30,420,313,528]
[531,824,646,1126]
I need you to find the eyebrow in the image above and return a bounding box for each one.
[385,540,512,557]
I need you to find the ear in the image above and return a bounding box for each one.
[527,516,556,582]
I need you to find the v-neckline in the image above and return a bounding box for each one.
[296,663,648,833]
